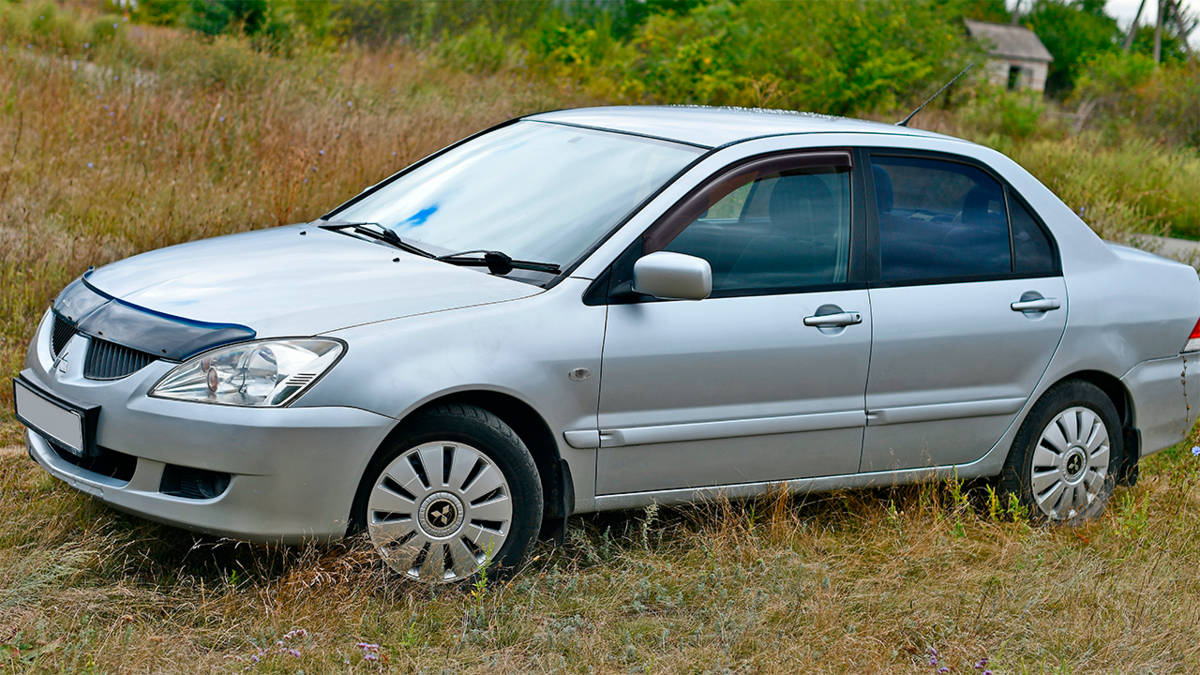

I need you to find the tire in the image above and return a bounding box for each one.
[351,403,543,583]
[1000,379,1123,524]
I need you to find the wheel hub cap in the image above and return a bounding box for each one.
[1029,406,1110,520]
[366,441,513,583]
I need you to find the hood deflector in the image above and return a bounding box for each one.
[52,273,256,362]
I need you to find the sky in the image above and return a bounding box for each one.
[1105,0,1198,29]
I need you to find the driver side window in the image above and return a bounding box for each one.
[649,154,853,296]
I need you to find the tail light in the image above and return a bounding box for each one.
[1185,317,1200,353]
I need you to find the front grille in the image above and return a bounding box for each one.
[84,339,157,380]
[159,464,231,500]
[50,314,77,357]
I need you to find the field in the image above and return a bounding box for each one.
[3,7,1200,674]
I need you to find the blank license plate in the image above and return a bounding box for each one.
[13,379,87,456]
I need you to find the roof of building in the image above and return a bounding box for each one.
[964,19,1054,62]
[526,106,957,149]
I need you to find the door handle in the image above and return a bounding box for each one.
[1011,298,1060,312]
[803,311,862,327]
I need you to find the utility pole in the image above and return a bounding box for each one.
[1124,0,1147,51]
[1154,0,1164,63]
[1012,0,1021,25]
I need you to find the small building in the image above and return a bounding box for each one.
[964,19,1054,94]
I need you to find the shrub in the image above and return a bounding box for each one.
[528,0,978,116]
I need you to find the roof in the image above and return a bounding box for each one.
[964,19,1054,62]
[525,106,956,149]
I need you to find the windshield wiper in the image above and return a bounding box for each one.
[436,250,561,276]
[319,222,434,258]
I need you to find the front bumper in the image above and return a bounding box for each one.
[20,322,396,544]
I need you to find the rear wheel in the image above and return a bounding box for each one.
[352,404,543,583]
[1000,380,1123,523]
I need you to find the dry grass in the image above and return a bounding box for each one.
[2,435,1199,673]
[0,14,585,444]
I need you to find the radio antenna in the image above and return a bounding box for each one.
[896,62,974,127]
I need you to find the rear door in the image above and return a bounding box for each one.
[860,152,1067,472]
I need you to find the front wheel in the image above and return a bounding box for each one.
[351,404,543,583]
[1000,380,1123,523]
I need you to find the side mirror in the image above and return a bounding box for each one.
[632,251,712,301]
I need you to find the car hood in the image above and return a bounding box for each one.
[84,224,543,337]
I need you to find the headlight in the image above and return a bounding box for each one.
[150,339,344,407]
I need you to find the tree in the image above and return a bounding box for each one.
[1023,0,1122,98]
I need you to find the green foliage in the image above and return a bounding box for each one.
[1023,0,1121,98]
[436,21,520,74]
[129,0,189,27]
[962,0,1013,23]
[326,0,554,48]
[1075,53,1200,148]
[530,0,977,115]
[186,0,267,37]
[963,84,1052,141]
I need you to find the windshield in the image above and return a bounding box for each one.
[325,121,704,281]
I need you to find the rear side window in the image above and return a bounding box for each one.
[1009,195,1056,275]
[873,156,1011,282]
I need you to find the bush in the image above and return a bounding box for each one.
[962,85,1054,142]
[187,0,267,37]
[436,22,520,74]
[1076,53,1200,148]
[528,0,979,116]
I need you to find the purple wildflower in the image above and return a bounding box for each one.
[363,652,379,661]
[939,669,949,674]
[113,23,119,29]
[87,162,94,168]
[1191,446,1199,457]
[288,649,300,657]
[975,658,989,669]
[318,150,324,155]
[85,43,90,48]
[219,116,225,122]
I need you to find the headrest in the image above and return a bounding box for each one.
[962,185,1000,225]
[769,174,833,235]
[872,165,894,213]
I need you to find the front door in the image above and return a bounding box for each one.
[860,153,1067,472]
[595,151,873,495]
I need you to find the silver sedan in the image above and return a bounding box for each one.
[14,106,1200,583]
